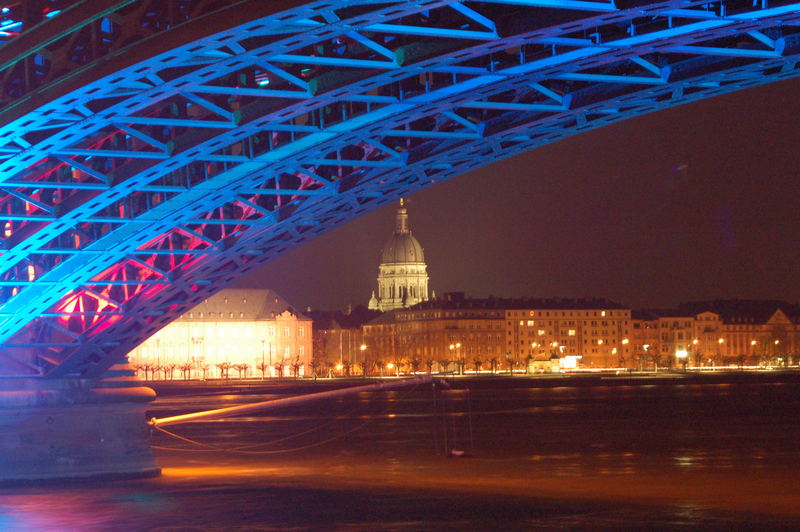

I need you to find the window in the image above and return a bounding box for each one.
[284,346,291,357]
[298,327,305,337]
[538,330,546,336]
[268,326,276,337]
[298,345,305,356]
[284,327,290,337]
[526,320,534,326]
[568,329,576,336]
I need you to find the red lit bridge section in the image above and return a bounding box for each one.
[2,0,800,379]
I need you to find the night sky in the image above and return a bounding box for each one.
[238,78,800,311]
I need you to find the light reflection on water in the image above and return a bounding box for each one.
[0,378,799,530]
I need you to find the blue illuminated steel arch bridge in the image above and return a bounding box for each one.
[2,0,800,380]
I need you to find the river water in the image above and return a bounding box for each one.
[1,374,799,530]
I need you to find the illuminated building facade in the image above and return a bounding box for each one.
[631,301,800,368]
[368,201,430,312]
[364,293,504,373]
[506,300,631,369]
[308,306,379,375]
[129,289,312,378]
[362,293,629,372]
[361,297,800,372]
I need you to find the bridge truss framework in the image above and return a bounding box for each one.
[1,0,800,379]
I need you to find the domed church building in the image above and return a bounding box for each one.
[368,200,430,312]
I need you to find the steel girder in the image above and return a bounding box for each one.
[1,0,800,378]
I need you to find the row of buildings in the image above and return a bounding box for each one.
[128,202,800,377]
[127,286,800,377]
[318,293,800,373]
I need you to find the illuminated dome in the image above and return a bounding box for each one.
[369,201,430,312]
[381,210,425,264]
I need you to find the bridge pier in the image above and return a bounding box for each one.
[0,363,159,482]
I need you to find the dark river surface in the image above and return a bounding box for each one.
[2,373,800,530]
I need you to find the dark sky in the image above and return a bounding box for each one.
[238,78,800,311]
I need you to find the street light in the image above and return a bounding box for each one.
[360,344,367,377]
[449,342,463,374]
[676,349,689,371]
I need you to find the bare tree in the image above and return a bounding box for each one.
[215,362,231,380]
[179,362,194,380]
[233,363,250,379]
[164,363,177,380]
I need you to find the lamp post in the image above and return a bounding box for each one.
[261,339,266,379]
[191,336,204,362]
[676,349,688,372]
[360,344,367,377]
[190,336,204,378]
[269,343,274,376]
[449,342,462,375]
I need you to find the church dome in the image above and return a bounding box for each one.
[369,200,431,312]
[381,232,425,263]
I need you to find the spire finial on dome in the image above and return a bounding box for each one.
[395,199,409,234]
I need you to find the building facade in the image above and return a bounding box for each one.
[362,293,630,372]
[360,297,799,372]
[630,301,800,369]
[364,293,505,373]
[128,288,312,378]
[505,300,632,369]
[368,199,430,312]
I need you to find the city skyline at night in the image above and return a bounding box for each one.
[244,78,800,312]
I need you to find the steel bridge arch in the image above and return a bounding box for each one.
[2,0,800,378]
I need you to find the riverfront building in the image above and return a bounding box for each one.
[359,296,799,372]
[362,293,630,372]
[128,289,312,378]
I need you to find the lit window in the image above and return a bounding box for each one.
[538,330,545,336]
[568,329,576,336]
[299,346,305,356]
[527,320,534,326]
